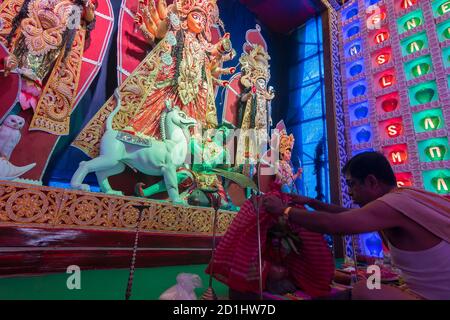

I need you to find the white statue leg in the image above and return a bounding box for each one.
[95,162,126,196]
[161,165,183,204]
[71,156,121,192]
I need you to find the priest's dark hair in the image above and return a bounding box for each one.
[343,151,397,187]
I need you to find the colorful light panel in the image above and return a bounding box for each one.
[338,0,450,258]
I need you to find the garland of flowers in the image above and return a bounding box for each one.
[173,30,185,82]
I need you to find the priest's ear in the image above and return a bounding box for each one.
[365,174,379,188]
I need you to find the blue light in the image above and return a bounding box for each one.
[352,148,375,156]
[367,0,381,5]
[365,233,383,257]
[349,64,363,76]
[48,181,101,193]
[349,44,361,56]
[346,8,358,20]
[347,25,360,38]
[352,84,366,97]
[354,104,369,119]
[356,128,371,143]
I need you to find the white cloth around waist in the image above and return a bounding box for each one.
[389,240,450,300]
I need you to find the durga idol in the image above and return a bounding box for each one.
[73,0,235,158]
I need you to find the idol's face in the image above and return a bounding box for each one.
[282,150,291,162]
[256,78,266,90]
[187,10,206,34]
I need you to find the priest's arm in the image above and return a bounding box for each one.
[263,195,401,235]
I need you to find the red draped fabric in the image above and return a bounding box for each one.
[126,60,208,139]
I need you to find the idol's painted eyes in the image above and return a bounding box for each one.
[191,12,206,24]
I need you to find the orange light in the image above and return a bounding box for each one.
[375,31,389,44]
[369,12,386,26]
[386,122,403,138]
[379,74,395,88]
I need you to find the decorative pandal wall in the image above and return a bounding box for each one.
[337,0,450,257]
[0,180,236,275]
[0,181,234,235]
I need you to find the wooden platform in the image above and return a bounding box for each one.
[0,181,236,276]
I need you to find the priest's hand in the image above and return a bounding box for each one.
[263,195,287,216]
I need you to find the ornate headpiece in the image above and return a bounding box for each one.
[239,25,271,88]
[279,129,295,157]
[175,0,220,41]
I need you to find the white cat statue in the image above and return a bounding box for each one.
[159,273,203,300]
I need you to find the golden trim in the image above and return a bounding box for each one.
[29,28,86,135]
[0,180,235,235]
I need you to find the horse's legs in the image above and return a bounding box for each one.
[96,162,126,196]
[71,156,121,192]
[162,166,183,204]
[138,171,191,197]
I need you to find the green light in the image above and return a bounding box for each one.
[404,17,422,31]
[444,47,450,68]
[418,138,450,163]
[413,108,445,133]
[419,115,441,131]
[431,175,450,194]
[423,169,450,194]
[437,21,450,42]
[401,32,428,56]
[411,63,430,78]
[404,55,433,81]
[398,9,424,34]
[438,1,450,16]
[425,144,447,161]
[415,88,435,104]
[406,40,424,54]
[444,26,450,39]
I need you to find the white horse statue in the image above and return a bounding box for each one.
[70,90,196,203]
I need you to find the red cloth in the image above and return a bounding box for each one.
[206,190,335,297]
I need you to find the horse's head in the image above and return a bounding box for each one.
[164,100,197,131]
